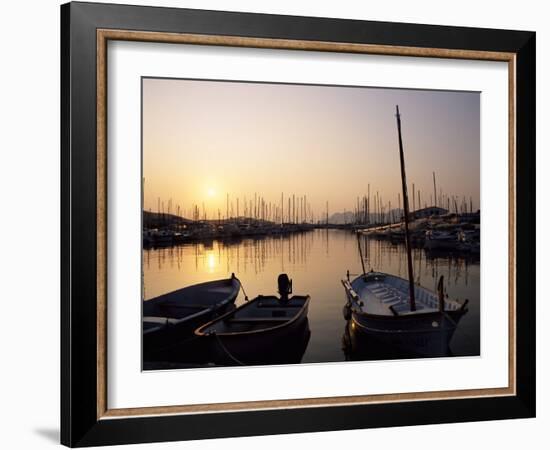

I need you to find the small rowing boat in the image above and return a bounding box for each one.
[143,275,240,354]
[195,274,310,365]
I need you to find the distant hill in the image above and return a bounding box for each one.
[143,211,192,227]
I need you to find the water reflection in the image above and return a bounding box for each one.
[143,229,480,365]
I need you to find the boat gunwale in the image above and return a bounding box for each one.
[194,294,310,338]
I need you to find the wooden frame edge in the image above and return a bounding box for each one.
[101,387,515,419]
[95,28,517,420]
[508,55,517,395]
[97,29,108,419]
[98,28,515,61]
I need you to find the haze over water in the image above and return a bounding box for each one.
[143,230,480,362]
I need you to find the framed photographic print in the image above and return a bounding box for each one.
[61,1,536,447]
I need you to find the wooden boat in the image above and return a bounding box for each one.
[342,272,468,356]
[143,275,240,353]
[195,274,310,365]
[342,106,468,357]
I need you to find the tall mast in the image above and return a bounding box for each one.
[367,184,370,224]
[281,192,284,225]
[433,172,437,207]
[395,105,416,311]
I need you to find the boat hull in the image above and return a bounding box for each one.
[196,295,310,366]
[143,277,240,358]
[143,303,236,359]
[348,309,465,357]
[207,317,310,366]
[342,273,467,358]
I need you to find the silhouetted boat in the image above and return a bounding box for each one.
[195,274,310,365]
[342,272,468,356]
[424,230,460,250]
[143,275,240,353]
[457,230,481,253]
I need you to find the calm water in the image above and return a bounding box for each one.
[143,229,480,365]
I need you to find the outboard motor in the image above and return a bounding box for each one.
[277,273,292,302]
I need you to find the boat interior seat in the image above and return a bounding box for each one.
[392,303,428,314]
[257,302,302,308]
[371,286,387,294]
[373,286,405,302]
[143,316,180,326]
[381,296,403,305]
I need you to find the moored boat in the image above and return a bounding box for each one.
[195,274,310,365]
[143,275,240,355]
[341,105,469,358]
[457,230,481,253]
[342,271,468,356]
[143,228,183,247]
[424,229,460,250]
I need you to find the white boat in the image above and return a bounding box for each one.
[341,106,469,358]
[342,271,468,356]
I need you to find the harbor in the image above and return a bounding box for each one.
[141,78,482,370]
[143,228,480,369]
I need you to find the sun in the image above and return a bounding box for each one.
[207,187,216,197]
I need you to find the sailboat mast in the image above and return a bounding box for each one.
[433,172,437,208]
[395,105,416,311]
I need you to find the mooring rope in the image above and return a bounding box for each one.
[211,332,245,366]
[234,276,250,301]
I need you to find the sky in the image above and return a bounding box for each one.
[142,77,480,220]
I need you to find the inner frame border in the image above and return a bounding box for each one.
[96,28,516,420]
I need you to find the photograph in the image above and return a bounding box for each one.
[141,77,480,370]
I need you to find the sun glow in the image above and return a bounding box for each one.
[206,252,217,272]
[207,187,216,198]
